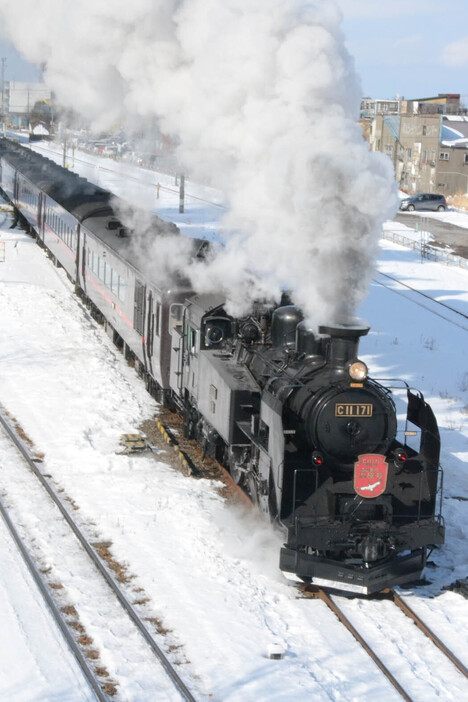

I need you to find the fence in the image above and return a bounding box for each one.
[382,229,468,270]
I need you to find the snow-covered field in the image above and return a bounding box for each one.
[0,150,467,700]
[29,140,225,243]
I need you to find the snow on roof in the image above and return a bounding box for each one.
[444,115,468,122]
[442,125,465,141]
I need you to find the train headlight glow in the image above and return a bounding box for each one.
[348,360,368,381]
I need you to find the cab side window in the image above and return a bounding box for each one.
[187,325,198,355]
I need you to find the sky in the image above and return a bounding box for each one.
[1,0,468,101]
[337,0,468,99]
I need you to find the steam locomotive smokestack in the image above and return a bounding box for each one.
[319,322,370,367]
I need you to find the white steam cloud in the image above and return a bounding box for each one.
[0,0,397,323]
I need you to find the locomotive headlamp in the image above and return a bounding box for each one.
[348,360,368,381]
[206,325,223,345]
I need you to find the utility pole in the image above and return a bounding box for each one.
[179,174,185,214]
[1,57,6,134]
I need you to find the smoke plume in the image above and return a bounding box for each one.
[0,0,397,323]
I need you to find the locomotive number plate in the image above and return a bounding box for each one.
[335,403,373,417]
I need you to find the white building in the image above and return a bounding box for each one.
[5,81,51,126]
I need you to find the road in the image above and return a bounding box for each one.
[394,212,468,259]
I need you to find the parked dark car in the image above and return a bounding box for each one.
[400,193,447,212]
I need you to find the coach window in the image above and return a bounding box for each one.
[118,275,126,301]
[187,325,198,355]
[134,280,146,335]
[105,263,112,288]
[155,301,161,336]
[111,269,118,295]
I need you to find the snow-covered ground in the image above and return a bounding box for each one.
[0,150,467,700]
[0,484,94,702]
[28,140,225,243]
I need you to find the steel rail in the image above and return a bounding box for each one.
[0,409,196,702]
[0,496,107,701]
[31,142,226,210]
[377,270,468,321]
[156,415,253,509]
[388,590,468,680]
[302,586,412,702]
[90,161,226,209]
[373,273,468,333]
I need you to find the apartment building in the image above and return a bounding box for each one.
[367,95,468,195]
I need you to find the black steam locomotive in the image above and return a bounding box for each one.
[0,138,444,594]
[175,297,444,594]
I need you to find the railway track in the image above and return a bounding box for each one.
[153,411,468,699]
[144,408,253,509]
[373,271,468,332]
[0,408,197,702]
[303,585,468,701]
[0,495,107,701]
[31,142,226,211]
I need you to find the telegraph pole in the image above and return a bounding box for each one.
[1,57,6,135]
[179,174,185,213]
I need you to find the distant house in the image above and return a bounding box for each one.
[360,97,401,120]
[364,94,468,195]
[403,94,463,116]
[4,81,51,128]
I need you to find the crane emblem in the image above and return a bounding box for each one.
[354,454,388,498]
